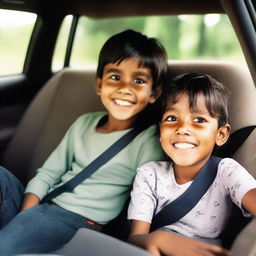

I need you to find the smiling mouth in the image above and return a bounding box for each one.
[113,99,135,106]
[173,142,196,149]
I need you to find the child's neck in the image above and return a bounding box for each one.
[173,157,211,184]
[96,116,134,133]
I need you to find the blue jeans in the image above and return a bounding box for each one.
[0,203,100,255]
[0,166,24,229]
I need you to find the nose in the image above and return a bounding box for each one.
[175,121,191,136]
[116,81,132,95]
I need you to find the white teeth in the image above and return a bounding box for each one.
[174,143,195,149]
[114,99,133,106]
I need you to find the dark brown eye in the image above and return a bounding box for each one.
[110,75,120,81]
[193,117,206,123]
[134,78,145,84]
[165,115,177,122]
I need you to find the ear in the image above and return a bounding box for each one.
[149,85,162,104]
[215,124,231,147]
[95,77,102,95]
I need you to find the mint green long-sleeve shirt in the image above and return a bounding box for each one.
[25,112,165,224]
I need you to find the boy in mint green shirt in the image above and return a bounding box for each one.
[0,29,168,254]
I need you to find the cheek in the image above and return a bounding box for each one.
[197,129,219,146]
[159,135,172,156]
[159,126,171,144]
[137,95,151,106]
[100,87,114,97]
[137,87,153,98]
[201,126,219,138]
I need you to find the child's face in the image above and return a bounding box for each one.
[160,92,230,168]
[96,57,157,126]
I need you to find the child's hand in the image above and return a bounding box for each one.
[128,233,162,256]
[128,220,231,256]
[21,193,40,211]
[148,231,231,256]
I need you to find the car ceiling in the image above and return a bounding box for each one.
[0,0,224,17]
[1,0,256,85]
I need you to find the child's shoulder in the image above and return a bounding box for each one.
[72,111,107,126]
[135,124,159,141]
[138,160,173,174]
[217,157,248,178]
[140,160,172,167]
[76,111,107,121]
[218,157,241,168]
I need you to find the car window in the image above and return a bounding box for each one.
[66,14,246,68]
[0,9,37,77]
[52,15,73,72]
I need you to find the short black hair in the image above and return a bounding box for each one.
[96,29,168,91]
[161,73,230,127]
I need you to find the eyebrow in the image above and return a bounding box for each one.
[104,69,151,79]
[135,71,151,79]
[105,68,123,74]
[164,107,210,116]
[190,107,210,115]
[164,107,176,112]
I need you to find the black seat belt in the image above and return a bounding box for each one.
[215,125,256,157]
[41,124,146,204]
[151,156,221,231]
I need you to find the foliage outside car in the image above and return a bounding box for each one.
[0,10,246,76]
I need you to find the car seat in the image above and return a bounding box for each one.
[1,60,256,247]
[231,218,256,256]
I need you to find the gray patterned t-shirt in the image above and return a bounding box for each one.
[128,158,256,239]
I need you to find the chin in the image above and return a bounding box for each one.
[174,162,195,167]
[171,157,199,167]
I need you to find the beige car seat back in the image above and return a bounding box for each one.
[2,68,104,184]
[2,61,256,186]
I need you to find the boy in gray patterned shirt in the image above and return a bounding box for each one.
[128,73,256,256]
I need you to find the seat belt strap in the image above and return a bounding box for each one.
[41,125,146,204]
[216,125,256,157]
[151,156,222,231]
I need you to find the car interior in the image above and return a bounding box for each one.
[0,0,256,254]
